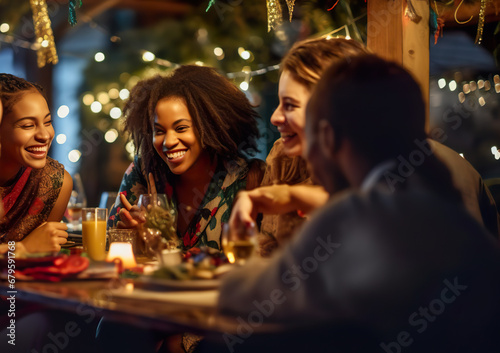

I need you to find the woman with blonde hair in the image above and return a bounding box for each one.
[229,37,369,256]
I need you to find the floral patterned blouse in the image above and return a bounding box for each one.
[109,156,252,252]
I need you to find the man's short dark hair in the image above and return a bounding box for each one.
[308,54,426,162]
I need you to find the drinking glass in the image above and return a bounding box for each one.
[108,228,138,255]
[222,223,257,265]
[138,194,177,257]
[67,173,87,231]
[82,208,108,261]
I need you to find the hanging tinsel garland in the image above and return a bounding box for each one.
[474,0,487,44]
[266,0,283,32]
[29,0,58,67]
[68,0,83,26]
[286,0,296,21]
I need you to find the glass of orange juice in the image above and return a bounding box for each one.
[82,208,108,261]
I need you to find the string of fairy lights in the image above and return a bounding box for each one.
[0,13,370,164]
[435,74,500,161]
[2,11,500,164]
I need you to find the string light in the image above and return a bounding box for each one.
[110,107,122,119]
[94,52,105,62]
[104,129,119,143]
[90,101,102,113]
[68,149,82,163]
[142,51,155,62]
[119,89,130,100]
[56,134,67,144]
[57,105,70,118]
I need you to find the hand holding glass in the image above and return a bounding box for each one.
[222,223,256,265]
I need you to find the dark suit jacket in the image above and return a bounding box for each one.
[217,167,500,353]
[431,139,500,238]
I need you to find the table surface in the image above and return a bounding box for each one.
[0,271,283,338]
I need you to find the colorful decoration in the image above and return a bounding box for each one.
[454,0,473,24]
[327,0,340,11]
[68,0,82,26]
[285,0,296,21]
[475,0,487,44]
[266,0,283,32]
[431,2,445,45]
[29,0,58,67]
[405,0,422,23]
[206,0,216,12]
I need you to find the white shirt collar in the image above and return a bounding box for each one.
[361,160,397,192]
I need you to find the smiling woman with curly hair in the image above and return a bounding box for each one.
[109,65,264,252]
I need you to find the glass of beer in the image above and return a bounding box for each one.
[222,223,256,265]
[82,208,108,261]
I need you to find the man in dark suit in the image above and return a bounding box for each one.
[215,55,500,353]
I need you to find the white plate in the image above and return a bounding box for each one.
[135,276,220,290]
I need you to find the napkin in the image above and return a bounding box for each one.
[16,255,89,281]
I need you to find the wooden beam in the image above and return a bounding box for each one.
[367,0,430,130]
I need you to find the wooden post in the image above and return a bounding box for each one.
[367,0,430,130]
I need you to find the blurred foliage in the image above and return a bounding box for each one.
[0,0,31,29]
[79,1,368,132]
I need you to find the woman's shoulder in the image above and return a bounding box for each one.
[262,139,310,186]
[45,156,64,173]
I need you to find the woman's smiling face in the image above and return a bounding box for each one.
[0,91,54,173]
[153,96,209,176]
[270,70,312,157]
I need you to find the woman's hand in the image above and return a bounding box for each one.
[228,191,257,235]
[116,193,145,229]
[20,222,68,253]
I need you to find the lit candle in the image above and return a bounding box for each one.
[107,242,137,269]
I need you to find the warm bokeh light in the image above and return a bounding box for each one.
[95,52,105,62]
[68,150,82,163]
[56,134,67,144]
[110,107,122,119]
[214,47,224,56]
[41,40,49,48]
[448,80,457,92]
[97,92,110,105]
[57,105,70,118]
[82,93,94,106]
[240,50,251,60]
[90,101,103,113]
[0,23,10,33]
[479,96,486,106]
[108,88,119,99]
[105,129,119,143]
[438,78,446,89]
[491,147,500,160]
[119,89,130,100]
[240,81,249,91]
[142,51,155,62]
